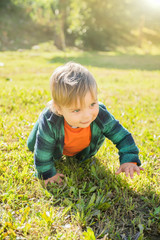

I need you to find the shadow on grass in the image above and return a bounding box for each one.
[45,157,159,240]
[49,53,160,71]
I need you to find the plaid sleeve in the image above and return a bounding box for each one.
[34,113,57,180]
[100,104,141,166]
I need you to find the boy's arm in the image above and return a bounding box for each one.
[34,113,58,180]
[100,106,145,178]
[100,104,141,166]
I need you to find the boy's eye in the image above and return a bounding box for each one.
[73,109,80,113]
[90,102,96,107]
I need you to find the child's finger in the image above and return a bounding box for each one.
[57,177,63,185]
[125,168,129,177]
[57,173,65,178]
[115,167,122,175]
[139,167,144,171]
[129,168,134,179]
[45,180,49,187]
[45,179,55,186]
[134,166,140,175]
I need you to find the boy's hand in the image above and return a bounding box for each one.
[115,163,144,179]
[44,173,65,187]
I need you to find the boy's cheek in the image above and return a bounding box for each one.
[95,107,99,118]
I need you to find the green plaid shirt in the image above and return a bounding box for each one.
[27,102,141,180]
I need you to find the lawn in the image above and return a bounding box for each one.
[0,45,160,240]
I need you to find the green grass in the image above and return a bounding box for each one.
[0,46,160,240]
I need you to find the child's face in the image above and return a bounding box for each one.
[56,91,99,128]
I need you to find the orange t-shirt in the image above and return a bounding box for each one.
[63,120,91,156]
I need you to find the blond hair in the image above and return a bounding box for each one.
[49,62,97,111]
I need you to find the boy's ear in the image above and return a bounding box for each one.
[54,103,62,115]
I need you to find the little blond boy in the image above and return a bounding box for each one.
[27,62,144,186]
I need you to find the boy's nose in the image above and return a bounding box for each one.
[83,110,91,120]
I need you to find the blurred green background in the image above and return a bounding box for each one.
[0,0,160,52]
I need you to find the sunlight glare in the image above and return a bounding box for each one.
[146,0,160,8]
